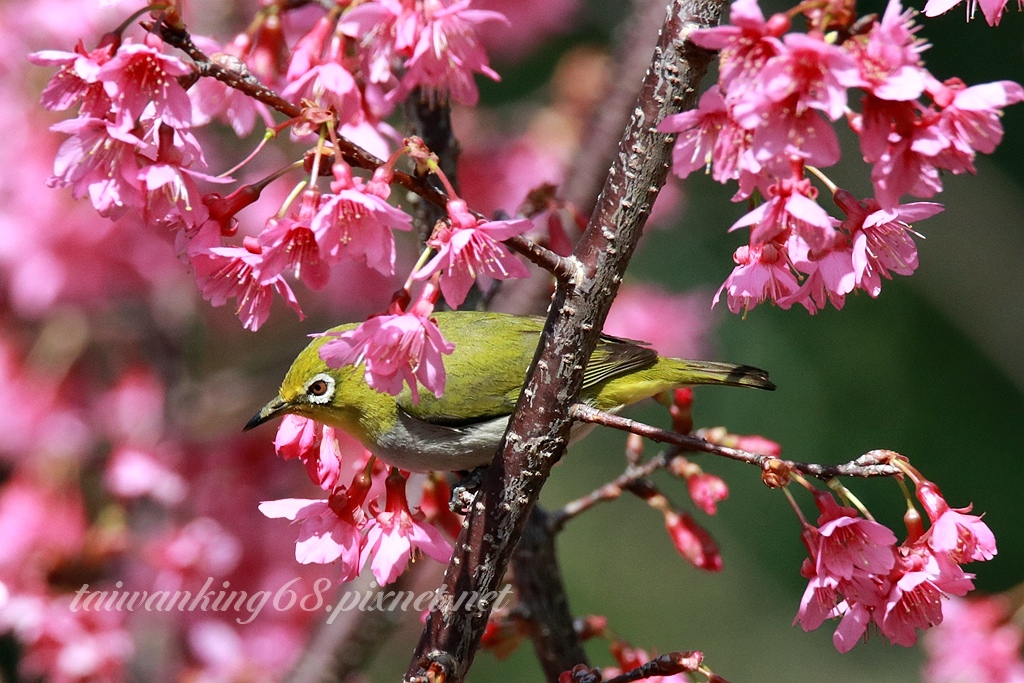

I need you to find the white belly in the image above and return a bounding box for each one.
[372,410,602,472]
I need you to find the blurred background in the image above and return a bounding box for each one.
[1,0,1021,680]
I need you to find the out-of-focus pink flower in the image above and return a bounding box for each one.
[360,471,453,585]
[686,472,729,516]
[104,446,187,505]
[0,477,88,583]
[319,307,455,400]
[473,0,579,61]
[0,593,133,683]
[186,619,304,683]
[414,200,532,307]
[147,518,242,592]
[603,283,710,360]
[923,596,1024,683]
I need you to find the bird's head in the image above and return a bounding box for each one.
[243,330,397,443]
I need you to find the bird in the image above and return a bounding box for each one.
[244,311,774,473]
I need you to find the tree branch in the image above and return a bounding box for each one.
[404,1,726,680]
[569,404,904,480]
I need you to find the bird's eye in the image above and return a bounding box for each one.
[304,373,335,404]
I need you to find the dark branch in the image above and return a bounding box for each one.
[569,404,904,480]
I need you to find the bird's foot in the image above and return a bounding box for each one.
[449,466,487,514]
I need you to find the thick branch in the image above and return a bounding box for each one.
[404,1,725,680]
[569,404,904,480]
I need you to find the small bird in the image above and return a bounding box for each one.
[244,311,774,472]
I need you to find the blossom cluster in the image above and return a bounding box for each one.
[661,0,1023,315]
[795,480,996,651]
[31,0,527,334]
[259,415,455,586]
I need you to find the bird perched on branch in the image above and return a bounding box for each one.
[245,311,774,472]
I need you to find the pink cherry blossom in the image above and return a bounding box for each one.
[189,236,304,331]
[916,481,997,563]
[777,234,856,313]
[359,471,453,586]
[399,0,507,106]
[311,165,413,276]
[95,37,193,129]
[414,200,532,307]
[690,0,787,97]
[274,415,320,462]
[319,307,455,400]
[281,62,362,127]
[259,497,365,581]
[731,176,837,250]
[733,33,862,125]
[258,191,331,291]
[879,546,975,647]
[713,242,800,314]
[659,86,760,185]
[810,492,897,581]
[29,40,114,116]
[793,553,841,632]
[846,0,928,102]
[48,117,146,217]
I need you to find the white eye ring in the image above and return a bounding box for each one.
[304,373,336,404]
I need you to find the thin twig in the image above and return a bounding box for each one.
[569,404,904,480]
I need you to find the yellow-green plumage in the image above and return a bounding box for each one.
[245,311,774,472]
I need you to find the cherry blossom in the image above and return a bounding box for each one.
[360,470,453,585]
[319,304,455,400]
[414,199,532,307]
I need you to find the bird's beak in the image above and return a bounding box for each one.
[243,395,289,432]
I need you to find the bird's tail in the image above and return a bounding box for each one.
[662,358,776,391]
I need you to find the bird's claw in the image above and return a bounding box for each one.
[449,466,486,514]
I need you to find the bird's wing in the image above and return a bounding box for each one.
[395,312,542,426]
[582,334,658,390]
[395,313,658,426]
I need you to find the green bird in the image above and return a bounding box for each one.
[244,311,774,472]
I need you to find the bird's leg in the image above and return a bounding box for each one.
[449,466,487,513]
